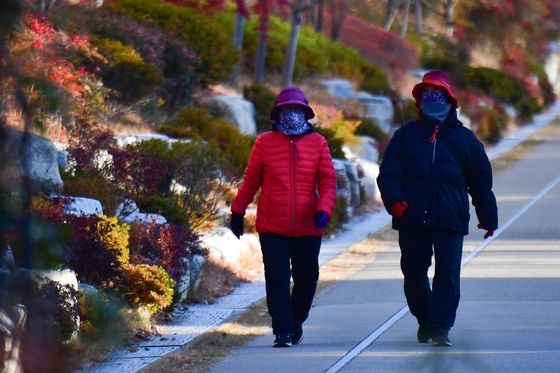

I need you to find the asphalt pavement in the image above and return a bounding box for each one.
[210,122,560,373]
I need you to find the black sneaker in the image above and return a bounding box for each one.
[431,330,452,347]
[417,324,431,343]
[273,333,292,347]
[292,325,304,345]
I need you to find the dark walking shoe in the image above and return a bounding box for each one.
[431,330,452,347]
[417,324,431,343]
[273,333,292,347]
[292,325,304,345]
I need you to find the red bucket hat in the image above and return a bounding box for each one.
[270,87,315,121]
[412,70,458,109]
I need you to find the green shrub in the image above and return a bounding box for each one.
[359,64,392,94]
[314,126,346,160]
[393,98,418,125]
[474,106,509,144]
[159,108,253,177]
[137,196,188,226]
[332,119,360,146]
[241,15,377,82]
[8,197,65,270]
[92,37,163,102]
[111,0,238,85]
[465,67,524,108]
[78,286,151,345]
[355,118,388,141]
[62,173,121,215]
[419,35,470,85]
[122,263,175,313]
[324,195,349,236]
[129,138,228,229]
[243,84,276,133]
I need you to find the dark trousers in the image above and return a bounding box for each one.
[259,233,321,335]
[398,227,463,331]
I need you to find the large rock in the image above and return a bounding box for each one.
[114,133,185,149]
[2,129,63,193]
[355,92,394,133]
[319,79,356,100]
[207,95,257,136]
[115,200,166,225]
[60,196,104,216]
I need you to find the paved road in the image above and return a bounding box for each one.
[211,123,560,373]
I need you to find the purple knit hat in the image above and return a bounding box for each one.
[270,87,315,121]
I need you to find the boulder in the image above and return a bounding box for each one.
[2,129,63,193]
[207,95,257,136]
[60,196,104,216]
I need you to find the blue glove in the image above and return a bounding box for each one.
[313,210,330,229]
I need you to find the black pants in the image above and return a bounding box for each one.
[398,227,463,331]
[259,232,321,335]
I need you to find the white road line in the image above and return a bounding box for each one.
[324,173,560,373]
[462,173,560,266]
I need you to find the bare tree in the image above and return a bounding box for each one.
[400,0,411,36]
[309,0,325,33]
[330,0,348,41]
[255,0,270,84]
[444,0,459,38]
[230,0,249,86]
[282,0,310,87]
[414,0,423,33]
[384,0,402,31]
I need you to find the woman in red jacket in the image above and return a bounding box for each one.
[230,87,337,347]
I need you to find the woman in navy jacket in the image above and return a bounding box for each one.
[377,70,498,346]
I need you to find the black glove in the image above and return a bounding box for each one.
[230,212,244,239]
[477,223,494,239]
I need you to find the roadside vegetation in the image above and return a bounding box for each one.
[0,0,558,371]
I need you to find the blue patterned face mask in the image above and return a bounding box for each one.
[275,107,311,136]
[421,91,451,124]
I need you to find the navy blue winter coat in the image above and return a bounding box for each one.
[377,110,498,235]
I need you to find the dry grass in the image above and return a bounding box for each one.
[142,227,396,373]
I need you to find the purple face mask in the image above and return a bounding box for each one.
[275,107,311,136]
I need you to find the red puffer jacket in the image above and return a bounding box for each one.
[231,130,337,237]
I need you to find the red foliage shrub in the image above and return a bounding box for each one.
[104,148,170,199]
[63,214,129,289]
[322,14,418,72]
[128,221,204,282]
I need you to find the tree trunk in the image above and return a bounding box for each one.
[282,1,304,87]
[315,0,324,33]
[444,0,459,38]
[384,0,401,31]
[255,0,269,84]
[400,0,411,37]
[330,0,347,41]
[414,0,422,34]
[230,12,245,86]
[255,25,267,84]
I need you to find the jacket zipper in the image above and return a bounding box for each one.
[290,138,296,236]
[428,125,439,225]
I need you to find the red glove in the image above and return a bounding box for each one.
[477,224,494,239]
[390,201,408,217]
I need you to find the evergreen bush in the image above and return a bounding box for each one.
[111,0,237,85]
[122,263,175,313]
[91,37,163,102]
[243,84,276,133]
[355,118,388,141]
[159,108,253,177]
